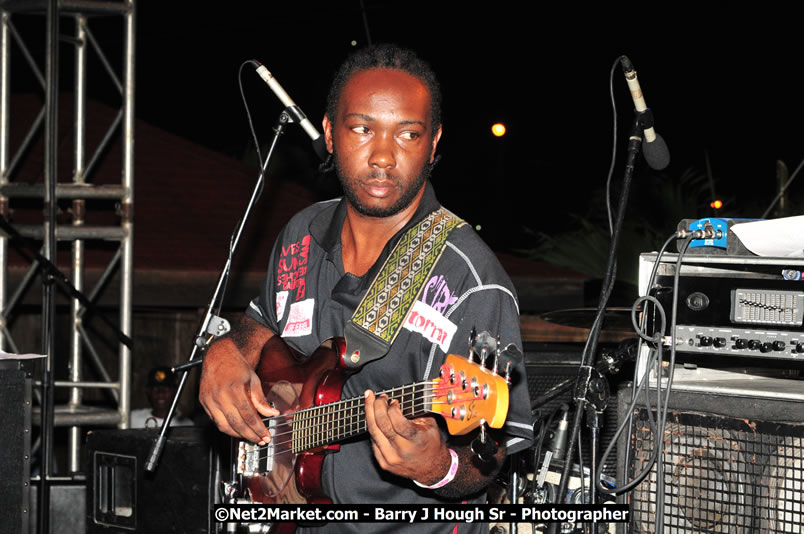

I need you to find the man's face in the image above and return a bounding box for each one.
[323,69,442,218]
[148,385,176,416]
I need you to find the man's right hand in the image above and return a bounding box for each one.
[199,318,279,445]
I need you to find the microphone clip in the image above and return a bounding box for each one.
[636,108,656,132]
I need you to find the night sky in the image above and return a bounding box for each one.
[9,5,804,255]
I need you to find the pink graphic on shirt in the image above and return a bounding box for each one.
[422,275,458,313]
[277,235,311,300]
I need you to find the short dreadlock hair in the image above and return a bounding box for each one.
[325,44,442,132]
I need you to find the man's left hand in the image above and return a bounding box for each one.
[364,390,450,485]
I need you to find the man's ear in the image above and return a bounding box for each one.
[323,115,334,154]
[429,125,443,163]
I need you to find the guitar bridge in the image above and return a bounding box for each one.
[236,418,277,476]
[236,441,261,477]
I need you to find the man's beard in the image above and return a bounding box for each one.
[335,152,432,218]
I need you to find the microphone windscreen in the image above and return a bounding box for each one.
[643,134,671,170]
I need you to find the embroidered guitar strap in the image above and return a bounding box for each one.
[342,207,465,368]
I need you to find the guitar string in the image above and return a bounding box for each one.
[251,395,445,454]
[255,380,456,442]
[250,383,444,458]
[243,382,493,464]
[258,376,492,429]
[240,372,503,466]
[256,381,440,431]
[248,397,456,463]
[258,378,494,446]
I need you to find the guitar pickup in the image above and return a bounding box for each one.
[236,441,261,477]
[236,419,276,476]
[235,441,273,478]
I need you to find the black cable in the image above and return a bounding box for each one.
[238,59,269,211]
[239,60,264,168]
[572,55,628,362]
[593,235,691,534]
[595,233,674,496]
[606,56,626,235]
[631,295,665,345]
[594,334,661,496]
[149,62,290,471]
[634,296,665,438]
[210,61,272,318]
[617,233,677,482]
[576,430,588,534]
[529,407,560,500]
[553,116,645,517]
[654,237,692,534]
[577,429,585,499]
[629,233,676,441]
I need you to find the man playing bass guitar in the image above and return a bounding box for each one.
[200,44,534,533]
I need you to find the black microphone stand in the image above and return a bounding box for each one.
[145,108,293,472]
[546,115,645,534]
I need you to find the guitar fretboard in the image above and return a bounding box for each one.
[290,382,432,453]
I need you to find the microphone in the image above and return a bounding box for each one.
[250,60,328,161]
[620,56,670,170]
[550,404,571,461]
[535,404,571,501]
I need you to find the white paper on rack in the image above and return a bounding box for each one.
[0,350,46,360]
[731,216,804,257]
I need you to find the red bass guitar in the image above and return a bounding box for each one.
[226,334,510,508]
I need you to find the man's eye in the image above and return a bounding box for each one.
[399,131,420,140]
[351,126,370,135]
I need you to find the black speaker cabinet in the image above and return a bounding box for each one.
[29,482,87,534]
[0,362,33,534]
[85,426,223,533]
[617,377,804,533]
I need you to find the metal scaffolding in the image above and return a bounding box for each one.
[0,0,134,502]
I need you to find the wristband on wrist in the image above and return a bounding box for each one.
[414,448,459,489]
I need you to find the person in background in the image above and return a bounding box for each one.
[130,365,194,429]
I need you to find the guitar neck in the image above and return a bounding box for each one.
[290,381,433,453]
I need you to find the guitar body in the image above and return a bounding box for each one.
[241,336,350,506]
[229,331,510,534]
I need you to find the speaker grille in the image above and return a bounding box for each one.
[627,408,804,533]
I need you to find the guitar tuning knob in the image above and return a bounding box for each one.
[492,335,501,374]
[467,326,478,363]
[500,343,522,383]
[471,425,498,462]
[472,331,497,367]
